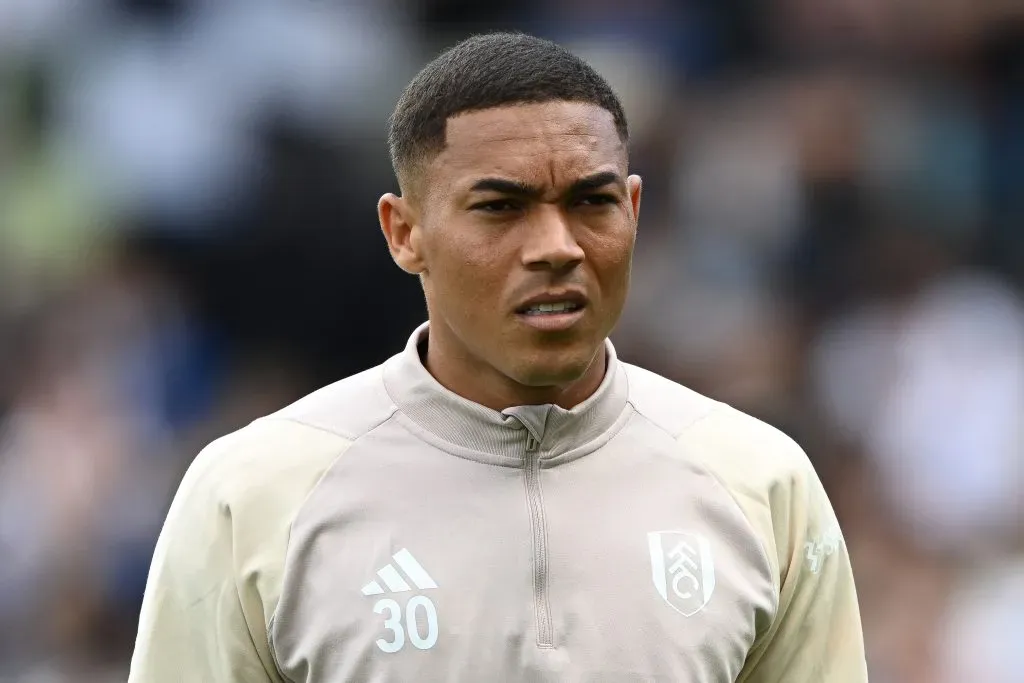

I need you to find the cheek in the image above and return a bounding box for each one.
[587,226,636,291]
[425,230,509,311]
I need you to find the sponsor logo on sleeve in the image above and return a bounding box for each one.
[804,521,843,574]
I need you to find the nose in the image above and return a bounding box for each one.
[521,206,585,272]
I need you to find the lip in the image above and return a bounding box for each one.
[514,289,589,313]
[513,290,589,332]
[515,307,586,332]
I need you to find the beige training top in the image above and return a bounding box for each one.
[129,323,867,682]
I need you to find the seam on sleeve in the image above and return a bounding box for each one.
[267,613,296,683]
[265,412,403,681]
[683,435,782,638]
[629,404,782,641]
[235,578,283,682]
[262,397,399,442]
[264,436,353,683]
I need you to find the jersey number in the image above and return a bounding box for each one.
[374,596,439,653]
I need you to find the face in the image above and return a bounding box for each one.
[380,101,642,393]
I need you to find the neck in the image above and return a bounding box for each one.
[423,334,607,413]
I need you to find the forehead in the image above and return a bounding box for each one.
[427,101,626,192]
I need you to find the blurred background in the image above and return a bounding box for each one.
[0,0,1022,681]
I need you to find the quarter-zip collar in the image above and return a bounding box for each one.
[383,322,629,464]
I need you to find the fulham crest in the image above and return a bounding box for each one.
[648,531,716,617]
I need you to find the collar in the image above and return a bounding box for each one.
[382,322,629,463]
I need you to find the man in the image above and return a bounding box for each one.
[129,32,867,682]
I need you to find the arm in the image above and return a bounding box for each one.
[739,466,867,682]
[683,405,868,683]
[128,436,282,683]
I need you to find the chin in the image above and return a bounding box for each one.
[507,347,600,388]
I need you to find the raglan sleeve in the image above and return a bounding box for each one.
[739,442,868,683]
[127,435,283,683]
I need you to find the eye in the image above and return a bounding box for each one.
[576,194,617,207]
[471,199,521,213]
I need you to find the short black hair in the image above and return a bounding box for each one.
[388,32,629,189]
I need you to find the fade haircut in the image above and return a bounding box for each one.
[387,32,629,192]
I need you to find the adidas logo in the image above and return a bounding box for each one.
[362,548,438,596]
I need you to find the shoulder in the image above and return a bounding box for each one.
[683,403,815,496]
[622,362,719,436]
[623,361,813,491]
[154,393,369,628]
[139,400,366,662]
[270,363,398,440]
[624,362,827,584]
[173,363,397,528]
[178,418,351,517]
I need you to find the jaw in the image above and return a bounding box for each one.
[504,342,609,409]
[499,335,606,389]
[425,313,607,408]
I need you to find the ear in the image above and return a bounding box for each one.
[627,174,642,225]
[379,193,426,275]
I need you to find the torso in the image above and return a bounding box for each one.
[268,411,776,683]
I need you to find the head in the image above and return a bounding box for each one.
[379,32,642,408]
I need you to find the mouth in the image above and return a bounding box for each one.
[517,300,585,316]
[514,292,588,331]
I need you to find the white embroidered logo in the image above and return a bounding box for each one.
[362,548,439,653]
[804,521,843,574]
[648,531,716,617]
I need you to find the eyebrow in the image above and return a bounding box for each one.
[468,171,626,199]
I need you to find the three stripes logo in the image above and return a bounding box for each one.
[362,548,438,596]
[363,548,440,654]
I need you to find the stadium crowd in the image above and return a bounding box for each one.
[0,0,1022,681]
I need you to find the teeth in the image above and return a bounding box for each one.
[525,301,578,315]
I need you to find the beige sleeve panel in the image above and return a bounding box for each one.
[684,407,868,683]
[128,418,351,683]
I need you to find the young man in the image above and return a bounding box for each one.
[129,33,867,682]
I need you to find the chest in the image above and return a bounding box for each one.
[269,441,776,683]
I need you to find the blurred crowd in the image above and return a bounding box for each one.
[0,1,1022,681]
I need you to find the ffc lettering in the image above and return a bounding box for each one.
[648,531,716,617]
[667,540,702,600]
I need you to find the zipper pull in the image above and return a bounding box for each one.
[525,433,539,453]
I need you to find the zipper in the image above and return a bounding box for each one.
[523,432,553,648]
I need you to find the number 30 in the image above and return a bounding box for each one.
[374,596,439,653]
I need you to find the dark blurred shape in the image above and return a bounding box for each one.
[417,0,540,29]
[136,119,425,387]
[116,0,190,23]
[980,17,1024,288]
